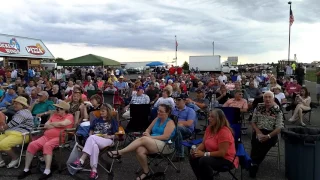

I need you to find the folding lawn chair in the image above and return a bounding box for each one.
[67,133,124,176]
[7,117,43,168]
[212,107,251,180]
[125,104,151,144]
[136,115,181,177]
[103,91,115,107]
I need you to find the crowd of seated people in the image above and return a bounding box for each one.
[0,65,314,180]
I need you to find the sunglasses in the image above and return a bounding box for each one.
[57,107,64,111]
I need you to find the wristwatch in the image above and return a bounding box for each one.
[267,134,271,139]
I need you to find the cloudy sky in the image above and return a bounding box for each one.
[1,0,319,64]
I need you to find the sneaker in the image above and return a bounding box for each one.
[0,160,5,168]
[69,159,83,170]
[288,117,295,122]
[18,171,32,179]
[301,122,306,127]
[89,171,98,180]
[38,172,52,180]
[7,159,19,168]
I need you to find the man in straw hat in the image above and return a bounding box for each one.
[0,96,33,168]
[114,75,128,90]
[18,101,74,180]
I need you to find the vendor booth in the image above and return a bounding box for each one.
[57,54,120,67]
[0,34,54,70]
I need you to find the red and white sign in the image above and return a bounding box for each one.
[0,34,54,59]
[0,43,19,54]
[26,43,45,55]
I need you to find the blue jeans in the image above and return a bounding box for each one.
[176,126,193,157]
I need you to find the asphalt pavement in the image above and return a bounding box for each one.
[0,77,319,180]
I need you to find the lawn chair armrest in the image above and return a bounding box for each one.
[64,128,76,133]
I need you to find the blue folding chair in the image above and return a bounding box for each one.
[213,107,251,180]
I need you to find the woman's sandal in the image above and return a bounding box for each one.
[107,150,122,159]
[136,171,152,180]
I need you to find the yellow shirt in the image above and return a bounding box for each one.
[108,77,118,84]
[292,63,296,70]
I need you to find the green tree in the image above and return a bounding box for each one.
[182,61,189,71]
[55,57,65,62]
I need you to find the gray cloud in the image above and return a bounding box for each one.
[0,0,318,58]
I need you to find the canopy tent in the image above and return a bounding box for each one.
[146,61,165,67]
[57,54,120,66]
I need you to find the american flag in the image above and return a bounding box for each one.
[290,9,294,26]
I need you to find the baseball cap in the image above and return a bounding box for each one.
[7,85,14,89]
[38,91,49,97]
[176,93,188,100]
[136,86,144,90]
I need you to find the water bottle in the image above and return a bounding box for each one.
[191,145,197,158]
[212,94,216,102]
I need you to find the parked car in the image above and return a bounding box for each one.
[126,67,140,74]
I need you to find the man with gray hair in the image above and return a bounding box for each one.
[249,91,283,178]
[30,91,55,124]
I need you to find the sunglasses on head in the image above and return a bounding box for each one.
[102,103,112,110]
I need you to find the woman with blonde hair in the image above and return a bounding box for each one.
[268,77,281,91]
[189,109,238,180]
[171,83,181,98]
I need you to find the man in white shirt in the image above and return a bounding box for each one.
[11,69,17,81]
[115,69,120,78]
[273,86,286,104]
[218,72,228,84]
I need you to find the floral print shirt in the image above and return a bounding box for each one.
[252,103,284,131]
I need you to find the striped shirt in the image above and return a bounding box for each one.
[7,109,34,133]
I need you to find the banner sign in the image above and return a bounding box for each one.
[0,34,54,59]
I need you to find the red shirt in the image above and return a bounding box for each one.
[169,67,176,75]
[177,67,183,75]
[204,126,238,168]
[44,113,74,139]
[0,69,5,77]
[286,83,301,95]
[180,84,187,93]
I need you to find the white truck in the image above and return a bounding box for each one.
[189,55,238,74]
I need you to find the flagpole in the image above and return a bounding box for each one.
[175,35,178,66]
[288,1,292,63]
